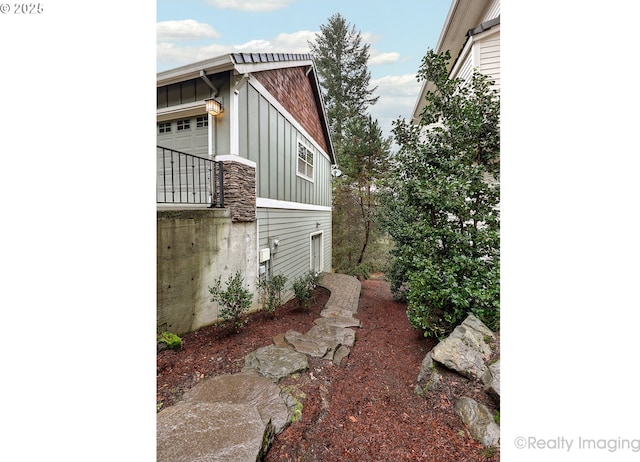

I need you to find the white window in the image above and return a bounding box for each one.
[196,116,208,128]
[177,119,191,131]
[158,122,171,133]
[297,140,314,181]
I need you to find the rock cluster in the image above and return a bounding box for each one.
[415,314,500,448]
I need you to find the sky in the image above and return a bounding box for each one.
[156,0,453,141]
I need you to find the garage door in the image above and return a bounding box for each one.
[157,116,211,203]
[157,116,209,157]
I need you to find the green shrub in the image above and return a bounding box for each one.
[345,263,371,280]
[256,274,288,316]
[209,271,253,332]
[292,271,319,310]
[158,331,182,350]
[381,50,500,339]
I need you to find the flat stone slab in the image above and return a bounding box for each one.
[284,330,331,358]
[332,345,351,366]
[183,372,291,434]
[157,401,273,462]
[273,333,292,349]
[306,324,356,348]
[243,345,309,382]
[314,316,361,329]
[320,307,356,319]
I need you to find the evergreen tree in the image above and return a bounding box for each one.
[382,50,500,338]
[309,13,378,147]
[310,14,390,277]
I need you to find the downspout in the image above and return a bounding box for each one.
[201,71,219,206]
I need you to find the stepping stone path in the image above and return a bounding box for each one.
[157,272,362,462]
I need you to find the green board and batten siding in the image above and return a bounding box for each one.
[239,81,333,283]
[239,82,332,207]
[257,208,332,292]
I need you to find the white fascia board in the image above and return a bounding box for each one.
[257,198,331,212]
[248,77,331,163]
[234,60,313,75]
[157,54,235,87]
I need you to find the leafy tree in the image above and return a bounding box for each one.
[332,114,390,274]
[382,50,500,338]
[309,13,378,147]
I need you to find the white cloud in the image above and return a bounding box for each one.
[232,31,314,54]
[369,51,400,66]
[157,42,234,69]
[369,74,422,142]
[208,0,297,12]
[157,20,220,42]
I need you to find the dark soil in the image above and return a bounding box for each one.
[157,276,500,461]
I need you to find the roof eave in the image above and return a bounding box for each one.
[157,54,235,87]
[412,0,496,122]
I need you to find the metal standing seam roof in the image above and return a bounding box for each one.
[231,53,314,65]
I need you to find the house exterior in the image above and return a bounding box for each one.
[412,0,500,123]
[157,53,336,336]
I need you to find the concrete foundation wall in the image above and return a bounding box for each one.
[157,208,258,336]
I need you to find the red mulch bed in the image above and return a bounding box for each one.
[157,277,500,461]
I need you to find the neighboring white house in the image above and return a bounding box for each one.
[157,53,337,336]
[412,0,500,124]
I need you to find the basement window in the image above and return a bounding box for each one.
[297,140,314,181]
[158,122,171,133]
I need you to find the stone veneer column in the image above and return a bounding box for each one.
[222,161,256,222]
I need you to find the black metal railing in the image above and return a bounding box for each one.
[157,146,224,207]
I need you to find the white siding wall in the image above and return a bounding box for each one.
[483,0,500,21]
[478,30,500,91]
[456,50,475,84]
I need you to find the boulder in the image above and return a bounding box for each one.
[430,314,495,380]
[157,401,274,462]
[414,351,443,396]
[243,345,309,382]
[454,396,500,448]
[482,360,500,403]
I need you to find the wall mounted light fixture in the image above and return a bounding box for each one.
[205,98,224,116]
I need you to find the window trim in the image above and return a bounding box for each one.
[296,138,315,182]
